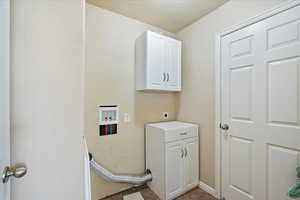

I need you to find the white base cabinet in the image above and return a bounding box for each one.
[146,121,199,200]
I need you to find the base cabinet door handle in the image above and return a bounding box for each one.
[163,73,166,82]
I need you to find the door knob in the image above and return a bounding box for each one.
[2,163,27,184]
[219,123,229,131]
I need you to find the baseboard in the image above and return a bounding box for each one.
[199,181,218,199]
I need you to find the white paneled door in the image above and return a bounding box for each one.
[221,3,300,200]
[0,0,10,200]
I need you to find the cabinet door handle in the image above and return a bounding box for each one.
[185,148,187,157]
[167,73,170,82]
[180,132,187,136]
[163,73,166,82]
[181,149,184,158]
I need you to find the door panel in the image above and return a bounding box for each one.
[221,24,257,200]
[230,35,253,58]
[268,58,299,124]
[11,1,85,199]
[259,5,300,200]
[229,137,253,197]
[165,39,181,90]
[0,0,10,199]
[183,138,198,191]
[147,33,165,89]
[221,4,300,200]
[230,66,253,121]
[267,145,300,200]
[166,141,183,200]
[267,18,300,50]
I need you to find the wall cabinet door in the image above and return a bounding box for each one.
[165,38,181,91]
[183,138,199,191]
[166,141,184,200]
[147,33,165,90]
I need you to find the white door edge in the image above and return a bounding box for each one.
[0,0,10,200]
[214,0,300,199]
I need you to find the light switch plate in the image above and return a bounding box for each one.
[124,113,131,123]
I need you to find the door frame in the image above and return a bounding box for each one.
[214,0,300,199]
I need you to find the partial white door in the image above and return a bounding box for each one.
[165,38,181,91]
[221,4,300,200]
[0,0,10,200]
[166,141,184,200]
[183,138,198,191]
[147,32,165,90]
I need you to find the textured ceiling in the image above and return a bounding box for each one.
[87,0,228,33]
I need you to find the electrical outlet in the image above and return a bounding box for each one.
[163,112,169,120]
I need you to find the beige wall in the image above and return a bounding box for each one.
[85,4,178,200]
[11,1,85,200]
[176,0,286,188]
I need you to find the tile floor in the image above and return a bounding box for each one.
[101,185,217,200]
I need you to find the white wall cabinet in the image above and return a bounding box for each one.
[146,121,199,200]
[135,31,181,91]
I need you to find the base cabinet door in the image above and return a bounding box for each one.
[165,137,199,200]
[183,138,199,191]
[166,141,184,200]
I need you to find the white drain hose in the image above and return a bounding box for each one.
[90,153,152,185]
